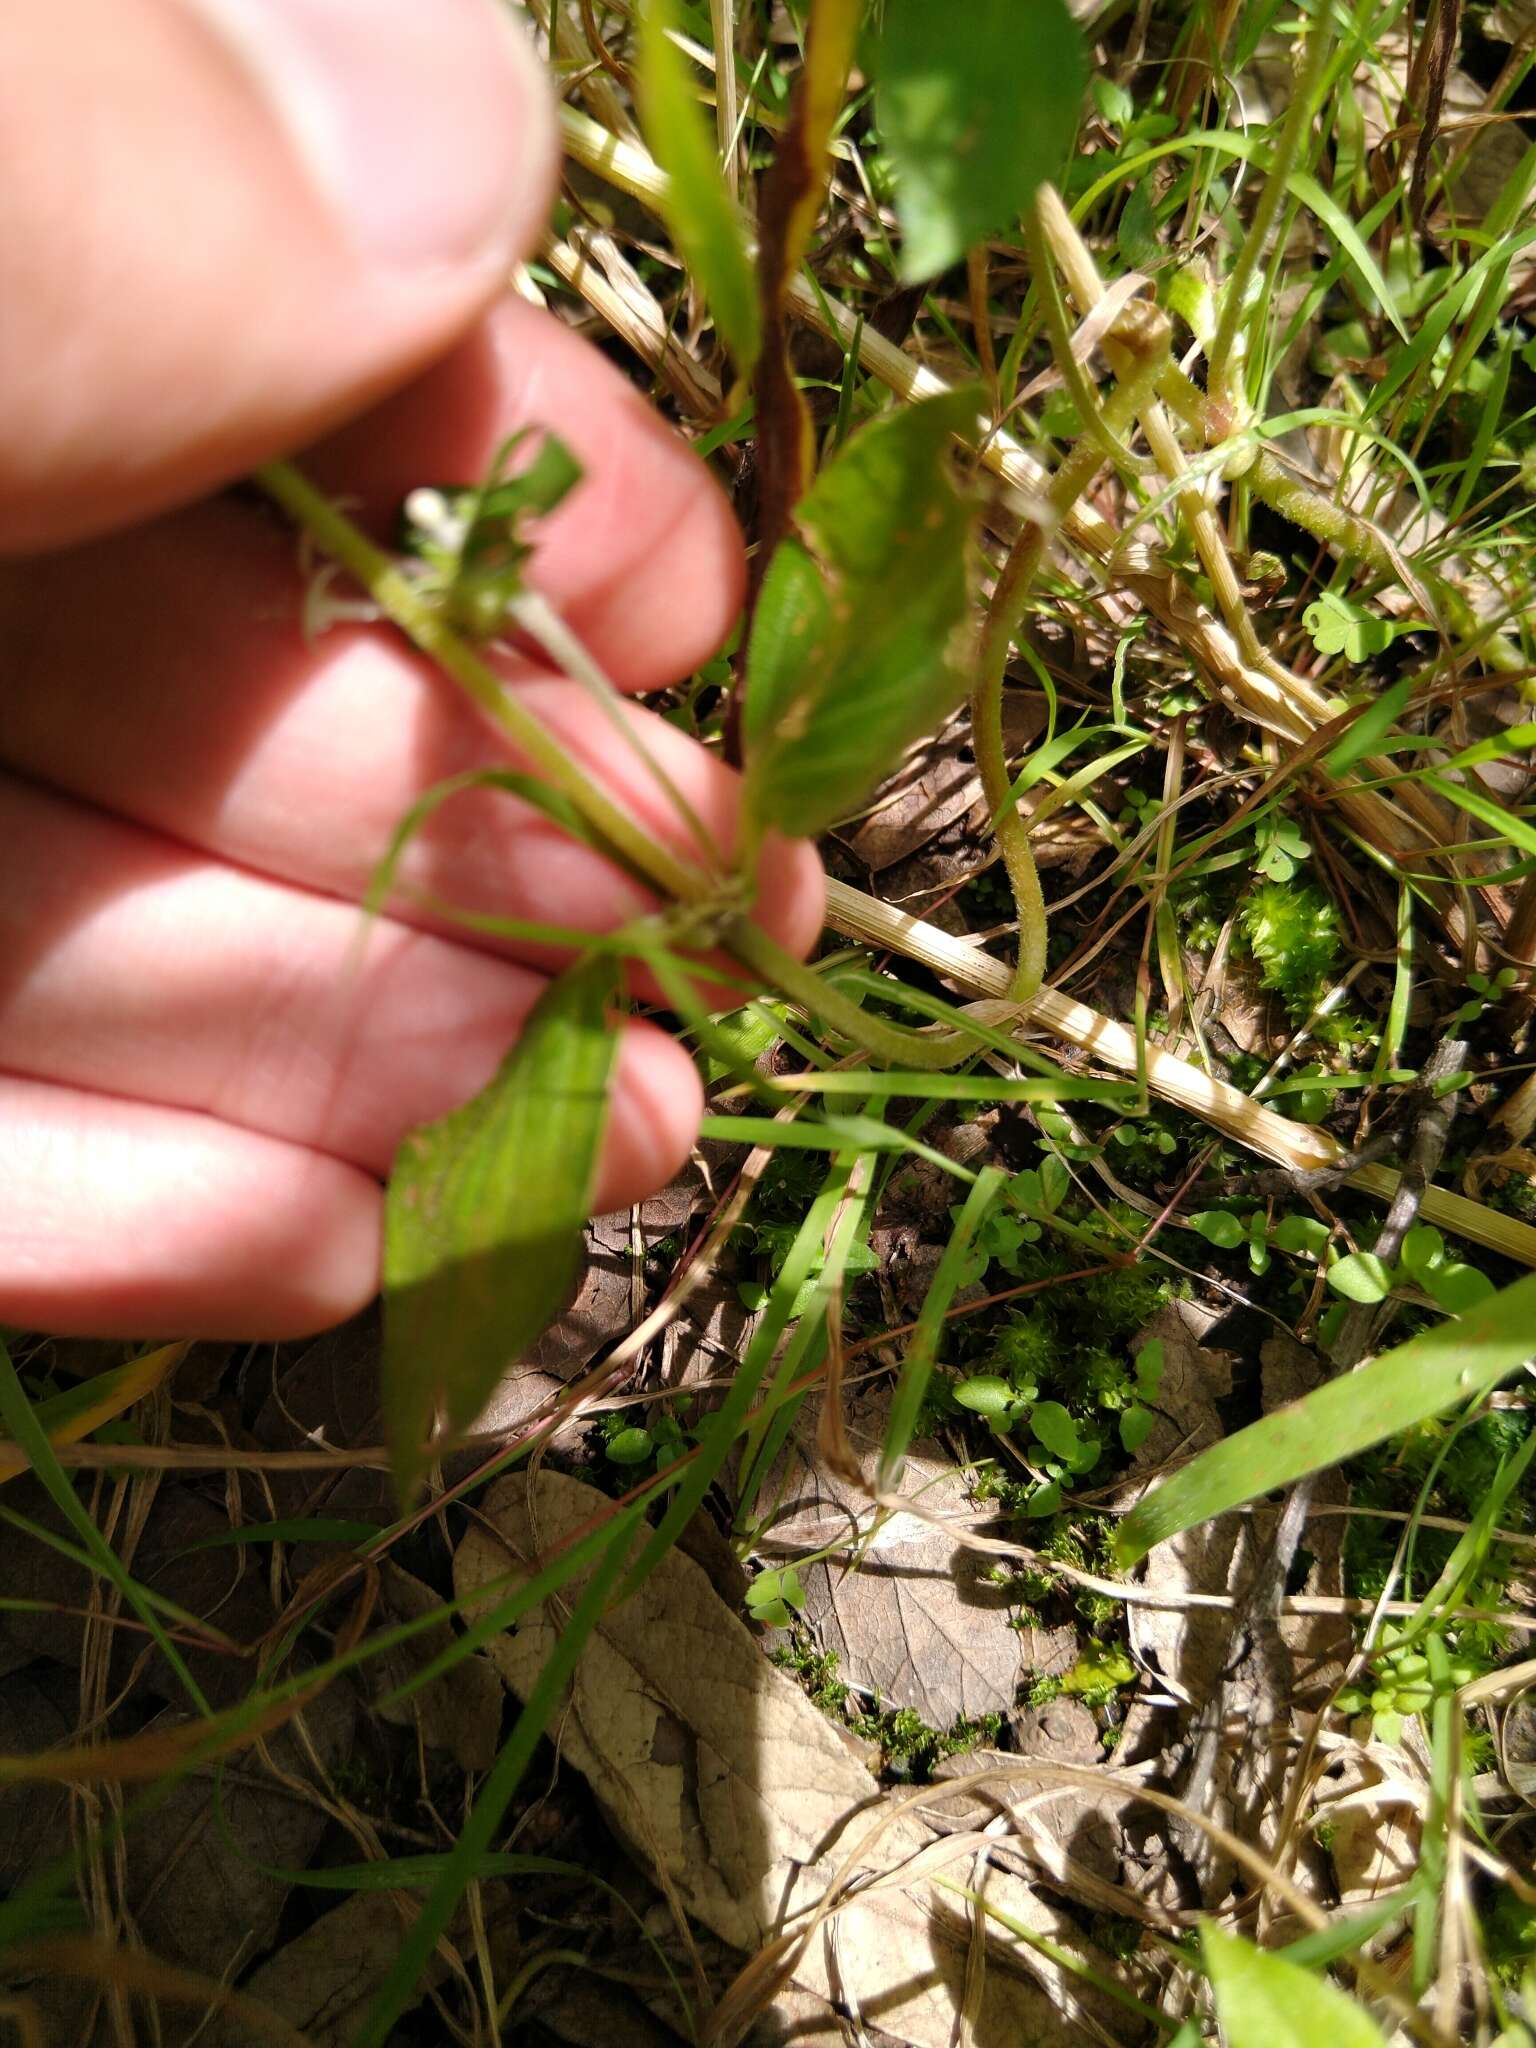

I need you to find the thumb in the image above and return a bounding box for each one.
[0,0,556,552]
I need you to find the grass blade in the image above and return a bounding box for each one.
[637,0,760,372]
[879,1166,1005,1491]
[0,1339,208,1714]
[1115,1271,1536,1567]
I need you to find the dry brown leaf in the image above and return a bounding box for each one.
[764,1393,1025,1725]
[1312,1730,1429,1913]
[456,1471,1134,2046]
[1121,1304,1234,1715]
[203,1887,504,2048]
[4,1687,355,2046]
[842,750,984,874]
[372,1562,503,1773]
[927,1746,1149,1919]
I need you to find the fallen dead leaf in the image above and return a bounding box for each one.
[372,1561,503,1773]
[762,1392,1025,1726]
[1120,1304,1234,1717]
[200,1883,514,2048]
[1312,1728,1428,1915]
[456,1470,1138,2047]
[841,749,985,874]
[4,1685,356,2047]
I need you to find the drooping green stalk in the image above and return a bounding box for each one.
[970,251,1173,1003]
[1205,0,1335,405]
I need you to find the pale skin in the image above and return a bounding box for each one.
[0,0,825,1340]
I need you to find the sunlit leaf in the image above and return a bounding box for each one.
[1323,669,1419,779]
[875,0,1086,281]
[1327,1251,1392,1303]
[637,0,760,372]
[1116,1270,1536,1567]
[1270,1213,1330,1259]
[743,388,980,840]
[1119,1406,1154,1454]
[383,954,621,1502]
[954,1375,1016,1420]
[1424,1261,1496,1313]
[1202,1923,1389,2047]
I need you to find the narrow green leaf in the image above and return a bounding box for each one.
[0,1341,209,1715]
[875,0,1085,281]
[880,1168,1005,1491]
[1115,1271,1536,1567]
[744,389,979,840]
[1323,671,1420,779]
[1423,771,1536,858]
[1286,171,1407,341]
[637,0,760,371]
[1202,1923,1390,2047]
[383,954,621,1501]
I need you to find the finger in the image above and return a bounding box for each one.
[0,771,704,1188]
[0,503,826,972]
[0,1074,382,1338]
[0,0,555,551]
[306,298,747,694]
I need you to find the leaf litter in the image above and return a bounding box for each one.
[457,1468,1141,2045]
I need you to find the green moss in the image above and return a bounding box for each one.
[1239,879,1343,1016]
[1486,1887,1536,1985]
[846,1702,1004,1782]
[770,1640,850,1716]
[773,1640,1002,1780]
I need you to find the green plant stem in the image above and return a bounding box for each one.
[1205,0,1334,404]
[727,918,993,1068]
[255,460,714,911]
[259,459,1010,1074]
[971,274,1172,1002]
[1036,186,1526,673]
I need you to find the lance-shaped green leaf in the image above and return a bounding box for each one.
[1115,1269,1536,1568]
[743,387,979,841]
[383,954,621,1501]
[637,0,760,373]
[874,0,1086,282]
[1202,1924,1389,2048]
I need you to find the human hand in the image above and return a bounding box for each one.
[0,0,823,1340]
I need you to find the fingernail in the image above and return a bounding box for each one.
[188,0,553,268]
